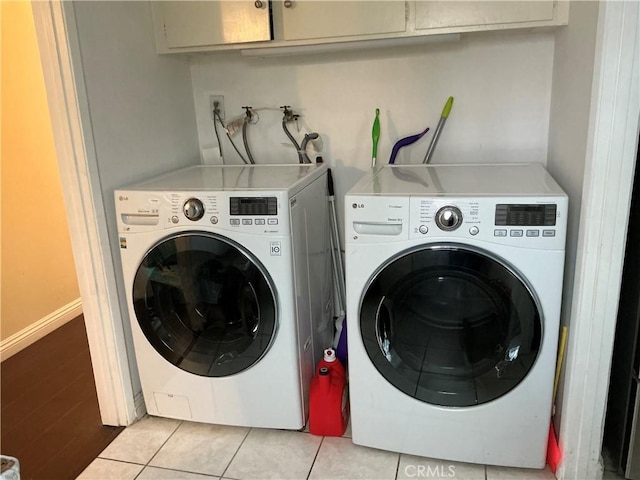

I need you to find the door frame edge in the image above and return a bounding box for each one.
[31,0,138,427]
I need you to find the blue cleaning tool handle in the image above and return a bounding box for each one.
[388,126,430,164]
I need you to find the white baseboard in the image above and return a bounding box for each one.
[134,391,147,421]
[1,298,83,361]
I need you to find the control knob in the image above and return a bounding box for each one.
[435,205,463,231]
[183,198,205,221]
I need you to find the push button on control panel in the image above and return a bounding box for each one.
[494,229,507,237]
[526,230,539,237]
[267,219,278,225]
[419,225,428,235]
[242,219,253,225]
[255,219,266,225]
[230,219,240,226]
[469,226,479,236]
[543,230,556,237]
[510,230,524,237]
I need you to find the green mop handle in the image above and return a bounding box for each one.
[372,108,380,168]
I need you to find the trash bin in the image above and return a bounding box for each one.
[0,456,20,480]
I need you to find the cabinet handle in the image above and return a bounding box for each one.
[284,0,292,7]
[254,0,264,8]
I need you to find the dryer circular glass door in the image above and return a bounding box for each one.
[132,233,277,377]
[360,243,542,407]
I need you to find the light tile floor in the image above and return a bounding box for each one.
[77,416,557,480]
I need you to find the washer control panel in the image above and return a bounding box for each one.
[230,196,278,216]
[115,190,288,235]
[412,198,480,238]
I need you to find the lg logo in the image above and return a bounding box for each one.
[119,195,129,201]
[352,203,365,209]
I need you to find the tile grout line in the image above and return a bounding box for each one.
[394,452,402,480]
[306,435,325,480]
[219,426,253,479]
[147,464,225,479]
[92,458,148,468]
[132,418,184,479]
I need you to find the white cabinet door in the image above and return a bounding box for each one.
[155,1,270,48]
[415,1,556,31]
[280,1,406,41]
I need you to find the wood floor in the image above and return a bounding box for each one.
[1,315,124,479]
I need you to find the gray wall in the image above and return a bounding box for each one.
[73,0,200,390]
[546,0,600,429]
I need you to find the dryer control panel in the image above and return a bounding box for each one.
[408,196,567,249]
[494,203,557,226]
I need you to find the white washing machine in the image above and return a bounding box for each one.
[115,164,333,429]
[345,163,567,468]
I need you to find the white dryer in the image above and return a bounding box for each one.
[115,164,333,429]
[345,163,567,468]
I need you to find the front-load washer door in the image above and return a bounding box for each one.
[132,232,277,377]
[360,243,542,407]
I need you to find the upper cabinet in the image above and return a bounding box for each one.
[278,1,405,41]
[151,1,569,54]
[415,1,558,32]
[152,1,271,49]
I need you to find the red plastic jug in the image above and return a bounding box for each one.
[309,351,348,436]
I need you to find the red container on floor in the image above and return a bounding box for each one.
[309,349,348,436]
[316,348,345,378]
